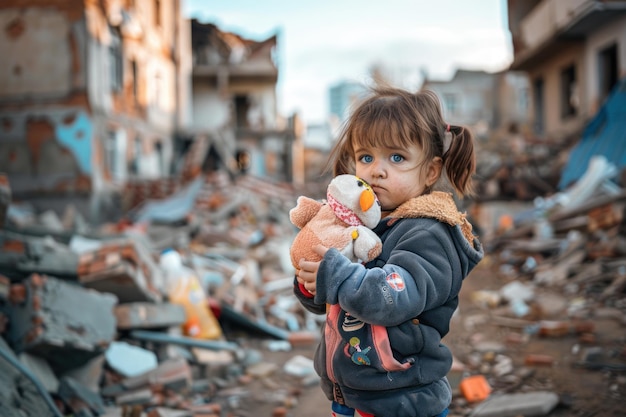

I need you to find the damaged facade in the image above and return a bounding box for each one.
[421,69,531,140]
[0,0,190,223]
[469,1,626,202]
[0,3,301,224]
[182,20,301,184]
[508,0,626,140]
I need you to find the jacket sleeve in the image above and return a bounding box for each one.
[315,220,460,327]
[293,276,326,315]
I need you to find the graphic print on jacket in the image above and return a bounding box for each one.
[326,304,413,377]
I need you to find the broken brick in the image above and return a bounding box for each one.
[6,274,118,374]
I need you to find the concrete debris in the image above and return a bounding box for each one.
[0,335,60,417]
[114,302,186,330]
[469,391,559,417]
[6,274,118,374]
[456,156,626,415]
[0,172,324,417]
[57,375,107,416]
[105,341,158,377]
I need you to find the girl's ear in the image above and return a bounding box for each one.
[426,157,443,187]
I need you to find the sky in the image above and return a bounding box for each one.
[183,0,513,125]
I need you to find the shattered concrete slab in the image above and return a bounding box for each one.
[0,335,58,417]
[78,239,163,303]
[469,390,560,417]
[58,375,106,416]
[114,302,186,330]
[18,351,59,392]
[102,357,193,407]
[6,274,118,373]
[79,261,160,303]
[0,231,79,281]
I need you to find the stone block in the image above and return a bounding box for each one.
[7,274,117,373]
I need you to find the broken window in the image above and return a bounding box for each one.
[130,135,142,176]
[155,141,164,176]
[234,95,250,129]
[154,0,161,28]
[518,87,529,115]
[598,43,618,105]
[560,64,578,119]
[443,93,459,117]
[131,60,139,103]
[236,149,251,173]
[106,129,127,181]
[109,28,123,93]
[151,72,162,109]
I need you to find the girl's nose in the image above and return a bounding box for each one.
[371,161,386,178]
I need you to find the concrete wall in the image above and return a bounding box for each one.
[509,1,626,140]
[0,8,75,98]
[585,15,626,112]
[0,0,186,222]
[526,45,584,138]
[191,85,230,130]
[422,70,497,137]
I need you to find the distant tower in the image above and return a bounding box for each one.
[329,81,368,123]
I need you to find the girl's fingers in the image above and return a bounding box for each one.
[303,281,316,295]
[312,244,329,257]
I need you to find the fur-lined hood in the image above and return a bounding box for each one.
[388,191,477,245]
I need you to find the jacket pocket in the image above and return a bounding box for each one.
[336,308,413,373]
[371,324,413,371]
[324,304,343,382]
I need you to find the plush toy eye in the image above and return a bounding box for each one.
[356,177,371,188]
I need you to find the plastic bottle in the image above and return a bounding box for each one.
[159,249,222,340]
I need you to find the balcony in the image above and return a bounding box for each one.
[511,0,626,70]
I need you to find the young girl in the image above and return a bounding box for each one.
[293,86,484,417]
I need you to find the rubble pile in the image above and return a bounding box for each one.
[446,155,626,416]
[0,171,323,417]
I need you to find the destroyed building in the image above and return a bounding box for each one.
[471,0,626,202]
[508,0,626,141]
[0,0,191,224]
[185,20,301,183]
[0,2,303,226]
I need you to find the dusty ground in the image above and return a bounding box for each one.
[231,258,625,417]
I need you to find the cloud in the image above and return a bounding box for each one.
[280,28,512,121]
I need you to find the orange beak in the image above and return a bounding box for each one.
[360,189,375,212]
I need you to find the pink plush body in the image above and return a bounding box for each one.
[289,194,382,270]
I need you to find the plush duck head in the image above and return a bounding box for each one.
[289,174,383,269]
[326,174,381,229]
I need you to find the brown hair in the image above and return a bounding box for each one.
[327,86,476,197]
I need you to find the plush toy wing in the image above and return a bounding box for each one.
[352,225,383,263]
[289,195,323,229]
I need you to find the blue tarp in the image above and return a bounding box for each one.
[558,78,626,190]
[132,177,204,223]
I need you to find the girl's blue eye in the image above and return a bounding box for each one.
[360,155,373,163]
[391,154,404,163]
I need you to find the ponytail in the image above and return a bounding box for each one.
[443,125,475,197]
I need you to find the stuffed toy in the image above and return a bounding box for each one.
[289,174,383,272]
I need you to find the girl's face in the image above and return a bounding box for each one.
[354,143,441,217]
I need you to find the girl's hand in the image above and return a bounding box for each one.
[296,245,329,296]
[312,244,329,258]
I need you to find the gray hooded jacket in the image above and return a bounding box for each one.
[294,191,484,417]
